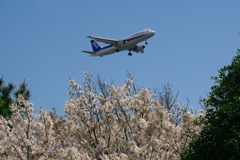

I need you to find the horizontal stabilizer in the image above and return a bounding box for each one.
[90,54,100,57]
[82,51,96,54]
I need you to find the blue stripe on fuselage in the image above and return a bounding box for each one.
[101,45,113,50]
[125,35,144,41]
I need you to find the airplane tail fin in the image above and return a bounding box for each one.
[91,40,102,52]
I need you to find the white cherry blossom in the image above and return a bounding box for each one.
[0,73,203,160]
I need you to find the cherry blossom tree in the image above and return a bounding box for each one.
[0,73,203,160]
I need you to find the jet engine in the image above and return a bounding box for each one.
[117,39,127,46]
[136,45,145,53]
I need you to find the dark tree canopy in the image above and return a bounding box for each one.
[182,49,240,160]
[0,78,31,118]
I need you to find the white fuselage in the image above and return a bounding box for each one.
[95,29,155,56]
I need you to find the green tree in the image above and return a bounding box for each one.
[182,49,240,160]
[0,78,31,118]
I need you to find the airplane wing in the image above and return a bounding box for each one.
[87,36,118,46]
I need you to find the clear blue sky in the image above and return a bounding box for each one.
[1,0,239,115]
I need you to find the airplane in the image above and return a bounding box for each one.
[82,29,155,57]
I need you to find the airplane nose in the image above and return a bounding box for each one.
[149,30,155,37]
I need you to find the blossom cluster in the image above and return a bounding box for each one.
[0,74,203,160]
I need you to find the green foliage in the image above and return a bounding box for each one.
[14,80,31,101]
[0,78,31,118]
[207,50,240,108]
[182,49,240,160]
